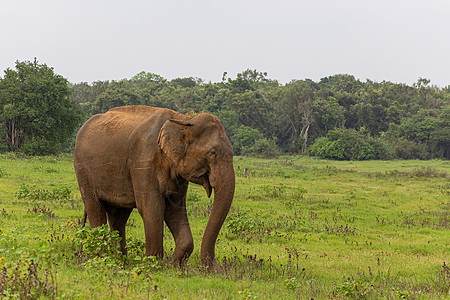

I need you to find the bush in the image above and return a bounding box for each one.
[226,209,258,236]
[20,137,59,156]
[309,128,389,160]
[233,125,280,158]
[242,137,280,158]
[16,184,75,204]
[393,138,432,160]
[232,125,265,155]
[75,224,124,264]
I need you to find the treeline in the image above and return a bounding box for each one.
[70,70,449,160]
[1,60,449,159]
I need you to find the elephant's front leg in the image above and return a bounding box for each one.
[135,190,165,257]
[164,185,194,266]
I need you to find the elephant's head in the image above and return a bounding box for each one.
[158,113,235,269]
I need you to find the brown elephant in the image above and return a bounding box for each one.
[74,105,235,269]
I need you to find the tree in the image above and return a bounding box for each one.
[276,80,316,154]
[391,108,450,159]
[311,96,345,136]
[69,80,109,114]
[227,90,275,137]
[0,59,84,155]
[92,86,140,114]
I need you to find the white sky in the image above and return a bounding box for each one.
[1,0,449,86]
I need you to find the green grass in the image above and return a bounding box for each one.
[0,153,449,299]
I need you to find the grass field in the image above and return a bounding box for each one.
[0,153,449,299]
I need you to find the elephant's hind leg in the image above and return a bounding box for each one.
[79,185,107,227]
[106,207,133,255]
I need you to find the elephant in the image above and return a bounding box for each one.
[74,105,235,269]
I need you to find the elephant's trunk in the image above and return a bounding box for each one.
[200,161,235,269]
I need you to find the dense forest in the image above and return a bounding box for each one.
[68,70,450,160]
[1,60,449,159]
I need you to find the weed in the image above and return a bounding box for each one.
[324,223,356,236]
[0,256,56,299]
[333,277,374,298]
[187,191,202,202]
[431,262,450,294]
[33,165,59,173]
[410,167,448,178]
[126,237,146,257]
[237,288,257,299]
[16,183,76,206]
[400,208,449,230]
[0,168,9,177]
[284,276,301,291]
[28,205,56,219]
[129,255,161,279]
[0,231,28,259]
[1,208,11,218]
[187,202,212,218]
[367,166,448,179]
[226,209,258,237]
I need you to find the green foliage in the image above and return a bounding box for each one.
[0,57,447,159]
[65,68,450,159]
[16,184,74,204]
[232,125,280,158]
[0,59,84,155]
[75,225,124,264]
[225,209,258,236]
[309,128,390,160]
[0,167,8,177]
[334,277,374,298]
[242,137,280,158]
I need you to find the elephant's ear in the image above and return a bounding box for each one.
[157,119,193,166]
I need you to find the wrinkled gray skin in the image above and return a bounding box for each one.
[74,106,235,269]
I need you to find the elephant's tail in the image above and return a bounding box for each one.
[81,209,87,227]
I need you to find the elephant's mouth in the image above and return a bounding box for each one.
[201,175,213,198]
[185,171,212,198]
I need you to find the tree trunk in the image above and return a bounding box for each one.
[5,118,24,150]
[300,123,310,154]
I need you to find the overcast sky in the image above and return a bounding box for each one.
[1,0,449,86]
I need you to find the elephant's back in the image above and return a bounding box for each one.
[78,106,178,138]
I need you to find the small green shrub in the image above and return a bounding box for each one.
[33,165,59,173]
[284,276,301,291]
[75,224,124,264]
[242,137,280,158]
[237,288,257,299]
[333,277,374,298]
[394,138,432,160]
[20,137,60,156]
[226,209,258,236]
[129,255,161,278]
[309,128,390,160]
[187,191,202,202]
[0,168,8,177]
[16,184,75,204]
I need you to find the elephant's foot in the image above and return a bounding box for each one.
[172,238,194,266]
